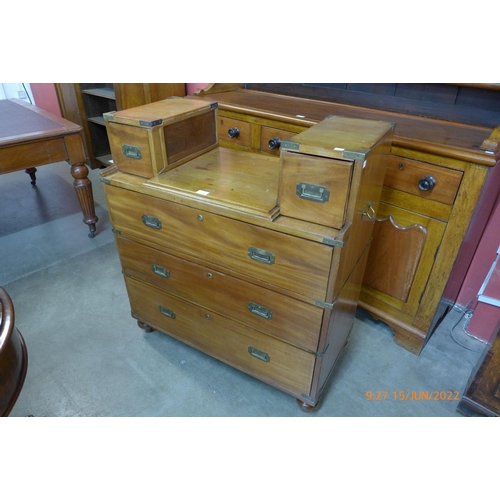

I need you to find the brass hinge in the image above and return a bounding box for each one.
[100,178,111,184]
[112,228,122,235]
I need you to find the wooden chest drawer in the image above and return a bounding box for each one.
[217,116,251,148]
[115,235,324,351]
[125,276,316,397]
[106,186,334,300]
[384,155,463,205]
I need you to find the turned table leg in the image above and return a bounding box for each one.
[25,167,37,186]
[70,162,98,238]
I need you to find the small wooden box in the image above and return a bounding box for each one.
[105,97,218,178]
[278,115,394,228]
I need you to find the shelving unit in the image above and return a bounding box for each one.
[55,83,186,169]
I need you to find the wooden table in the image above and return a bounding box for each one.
[0,98,98,237]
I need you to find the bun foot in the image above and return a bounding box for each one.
[137,321,154,333]
[297,398,317,412]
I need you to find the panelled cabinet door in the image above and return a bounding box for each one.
[361,203,446,318]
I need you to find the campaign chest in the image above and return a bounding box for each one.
[102,97,393,411]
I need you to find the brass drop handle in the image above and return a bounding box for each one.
[418,176,436,191]
[227,127,240,138]
[268,137,281,150]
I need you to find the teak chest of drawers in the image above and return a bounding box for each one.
[102,97,393,411]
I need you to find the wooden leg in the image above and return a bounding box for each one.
[70,162,98,238]
[25,167,37,186]
[137,321,154,333]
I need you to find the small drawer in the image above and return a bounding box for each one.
[125,276,316,397]
[106,186,334,301]
[115,236,324,352]
[260,127,296,156]
[217,116,251,148]
[279,150,353,229]
[384,155,463,205]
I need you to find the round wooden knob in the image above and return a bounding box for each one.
[418,176,436,191]
[268,137,281,150]
[227,127,240,138]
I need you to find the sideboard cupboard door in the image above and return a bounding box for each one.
[361,202,446,320]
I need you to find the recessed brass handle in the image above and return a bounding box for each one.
[248,302,273,320]
[159,306,176,319]
[152,264,170,278]
[248,247,275,265]
[248,346,270,362]
[142,214,162,230]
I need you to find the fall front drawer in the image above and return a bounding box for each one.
[115,235,324,352]
[106,185,334,300]
[125,276,316,397]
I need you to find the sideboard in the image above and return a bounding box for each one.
[195,83,500,354]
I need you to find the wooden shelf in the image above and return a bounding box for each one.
[88,116,106,126]
[82,87,116,100]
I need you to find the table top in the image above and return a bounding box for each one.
[0,98,81,146]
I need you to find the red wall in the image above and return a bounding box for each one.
[30,83,61,116]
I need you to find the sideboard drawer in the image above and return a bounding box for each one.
[384,155,463,205]
[115,235,324,351]
[260,126,296,156]
[106,186,334,300]
[125,276,316,397]
[217,116,251,148]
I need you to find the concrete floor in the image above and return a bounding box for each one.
[1,161,488,417]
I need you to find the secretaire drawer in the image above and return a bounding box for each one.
[279,150,353,229]
[116,235,324,352]
[106,186,333,300]
[125,276,316,397]
[384,155,463,205]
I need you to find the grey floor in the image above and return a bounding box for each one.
[1,161,488,417]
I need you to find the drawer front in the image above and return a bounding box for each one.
[107,121,156,178]
[116,236,324,352]
[217,116,251,148]
[385,155,463,205]
[126,276,316,397]
[279,151,353,229]
[260,127,296,156]
[106,186,333,300]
